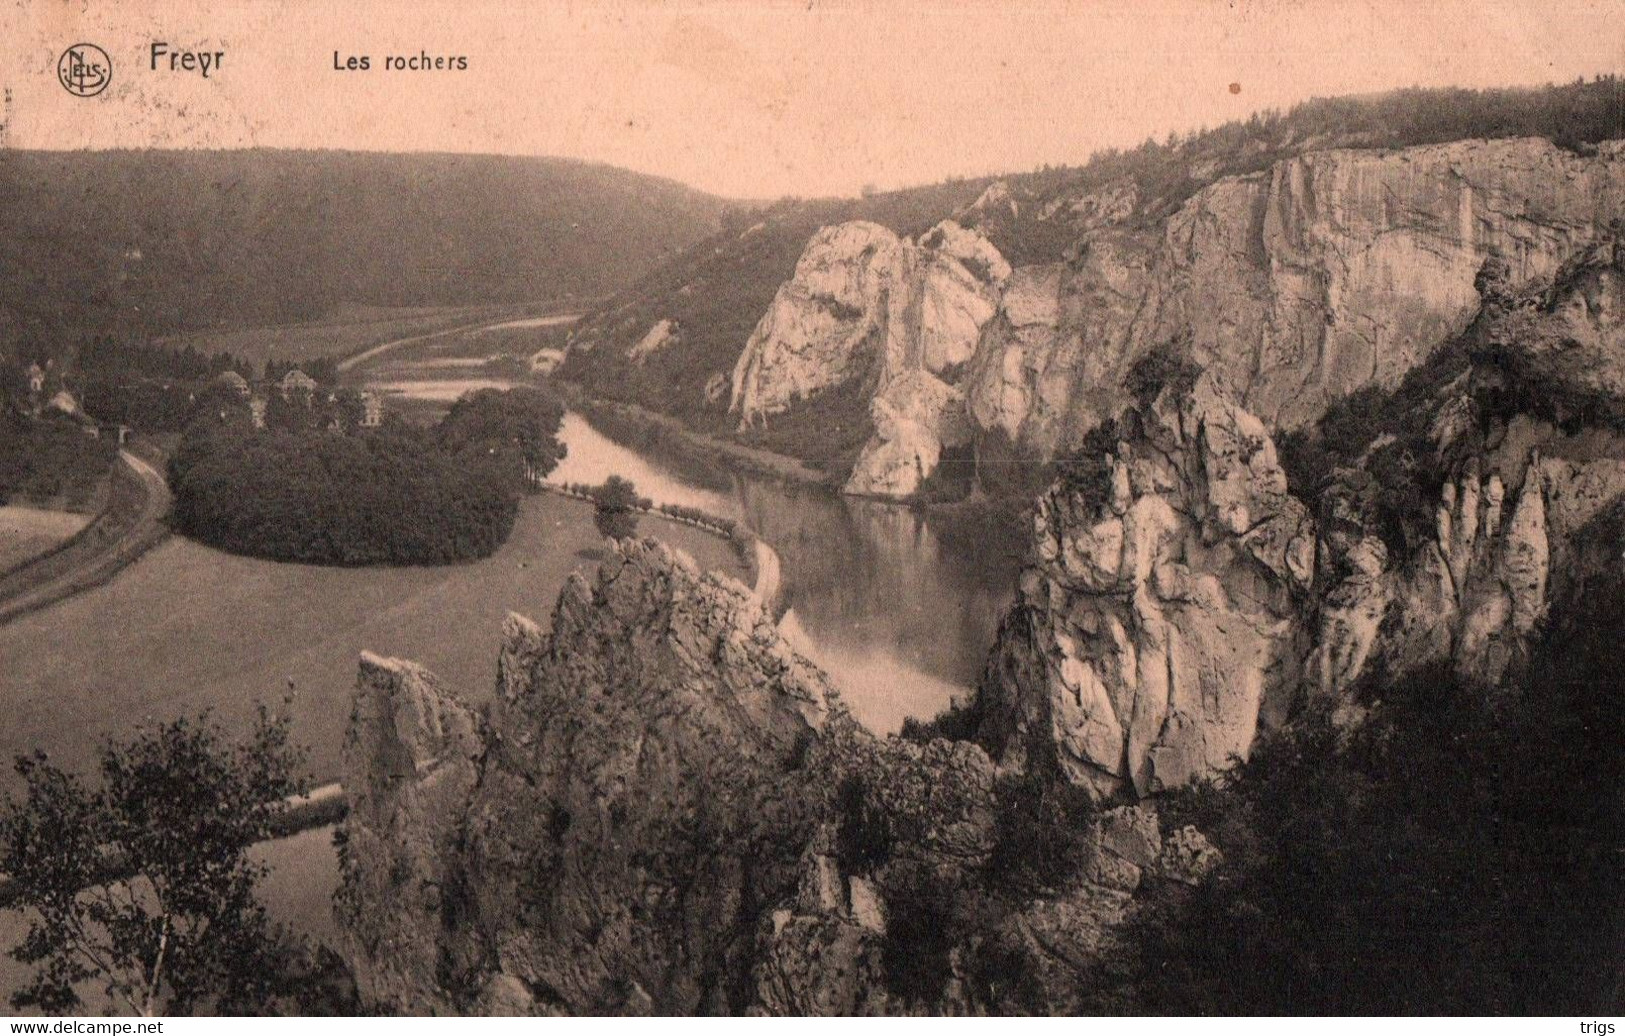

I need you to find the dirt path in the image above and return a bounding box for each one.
[338,311,580,374]
[0,448,172,626]
[751,537,782,611]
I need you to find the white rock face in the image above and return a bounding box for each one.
[731,139,1625,500]
[844,370,967,498]
[978,373,1315,798]
[729,222,907,427]
[845,222,1011,496]
[725,217,1010,497]
[967,138,1625,464]
[627,319,679,364]
[1308,246,1625,697]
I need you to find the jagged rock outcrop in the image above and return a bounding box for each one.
[966,235,1156,462]
[1476,234,1625,418]
[751,720,999,1015]
[339,539,1050,1015]
[730,139,1625,500]
[969,138,1625,468]
[974,371,1316,798]
[336,534,1229,1015]
[1309,243,1625,696]
[726,219,1010,497]
[728,221,907,427]
[338,541,834,1014]
[336,653,487,1015]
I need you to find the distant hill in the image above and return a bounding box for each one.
[0,149,734,351]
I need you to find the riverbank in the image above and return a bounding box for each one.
[553,382,1038,539]
[536,480,782,613]
[552,381,839,489]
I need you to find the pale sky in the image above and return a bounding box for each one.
[1,0,1620,198]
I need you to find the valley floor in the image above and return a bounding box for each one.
[0,506,89,574]
[0,445,172,626]
[0,492,745,796]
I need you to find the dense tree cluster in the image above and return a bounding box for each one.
[0,410,116,507]
[76,336,255,383]
[71,338,348,435]
[437,387,569,478]
[168,387,565,566]
[0,707,324,1015]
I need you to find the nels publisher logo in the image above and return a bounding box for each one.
[58,43,112,97]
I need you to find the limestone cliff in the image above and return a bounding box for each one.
[973,245,1625,798]
[727,219,1010,498]
[732,138,1625,500]
[1309,241,1625,697]
[974,371,1315,797]
[337,541,833,1014]
[982,138,1625,443]
[334,217,1625,1017]
[335,538,1213,1015]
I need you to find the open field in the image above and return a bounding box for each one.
[0,493,745,795]
[157,302,573,370]
[0,506,90,574]
[0,448,173,625]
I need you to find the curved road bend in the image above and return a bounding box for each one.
[0,448,172,626]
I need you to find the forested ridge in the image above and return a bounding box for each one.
[0,149,733,351]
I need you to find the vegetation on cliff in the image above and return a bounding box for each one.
[1109,558,1624,1013]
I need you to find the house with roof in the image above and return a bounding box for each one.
[360,390,385,428]
[46,389,82,418]
[43,389,104,439]
[279,368,318,398]
[214,369,252,398]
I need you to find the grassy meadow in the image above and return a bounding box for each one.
[0,506,91,574]
[0,492,745,794]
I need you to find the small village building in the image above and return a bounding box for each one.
[25,363,45,396]
[360,390,385,428]
[96,422,132,445]
[279,369,318,397]
[215,369,252,398]
[45,389,81,417]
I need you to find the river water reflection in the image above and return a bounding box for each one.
[550,412,1022,733]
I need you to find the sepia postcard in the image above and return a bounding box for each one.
[0,0,1621,1023]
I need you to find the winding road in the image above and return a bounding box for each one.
[336,311,580,374]
[0,448,172,626]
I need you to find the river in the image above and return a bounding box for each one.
[549,411,1022,733]
[0,406,1025,1008]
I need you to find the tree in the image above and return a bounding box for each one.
[592,475,645,540]
[0,706,310,1015]
[438,386,567,478]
